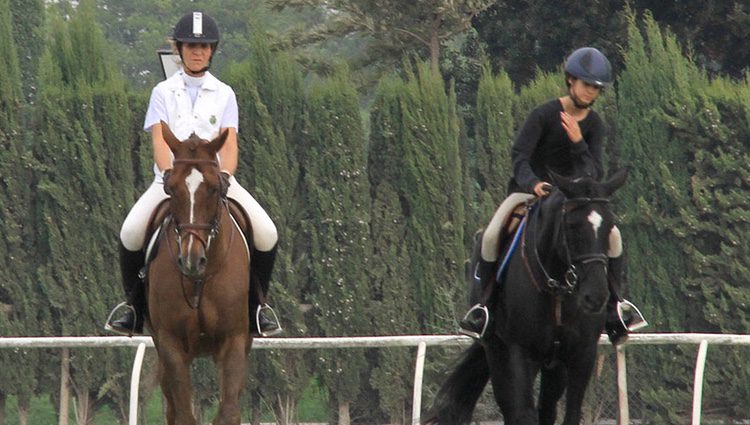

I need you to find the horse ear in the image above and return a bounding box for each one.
[160,121,181,152]
[547,169,575,192]
[208,128,229,154]
[601,168,629,196]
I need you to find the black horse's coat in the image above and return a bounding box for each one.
[424,169,628,425]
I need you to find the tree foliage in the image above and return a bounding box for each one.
[301,68,372,424]
[473,1,750,86]
[32,0,137,421]
[269,0,495,73]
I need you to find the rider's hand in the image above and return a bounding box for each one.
[219,171,231,197]
[534,182,553,197]
[560,111,583,143]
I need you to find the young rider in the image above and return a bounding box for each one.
[105,12,282,337]
[459,47,645,344]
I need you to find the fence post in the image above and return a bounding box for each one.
[412,341,427,425]
[616,345,629,425]
[691,340,709,425]
[129,343,147,425]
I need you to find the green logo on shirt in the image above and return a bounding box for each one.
[209,115,217,125]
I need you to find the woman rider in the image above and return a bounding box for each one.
[105,12,282,337]
[459,47,645,344]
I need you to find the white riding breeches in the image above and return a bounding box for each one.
[120,175,278,252]
[480,192,623,262]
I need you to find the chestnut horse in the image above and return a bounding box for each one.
[147,123,251,425]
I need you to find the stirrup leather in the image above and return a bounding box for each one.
[103,302,137,336]
[459,304,489,339]
[617,300,648,332]
[256,304,283,337]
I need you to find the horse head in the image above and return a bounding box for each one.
[545,168,628,314]
[161,121,228,278]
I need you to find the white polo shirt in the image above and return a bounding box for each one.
[143,70,238,182]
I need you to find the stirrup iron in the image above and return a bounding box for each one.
[256,304,283,337]
[103,302,137,336]
[617,300,648,332]
[459,304,489,339]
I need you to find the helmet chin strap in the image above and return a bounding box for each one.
[569,88,593,109]
[178,48,213,76]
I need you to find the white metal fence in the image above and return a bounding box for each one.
[1,333,749,424]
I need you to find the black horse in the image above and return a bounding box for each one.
[424,169,628,425]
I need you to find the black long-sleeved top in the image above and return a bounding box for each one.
[508,99,605,194]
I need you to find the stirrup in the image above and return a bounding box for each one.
[617,300,648,332]
[458,304,489,339]
[103,302,137,336]
[256,304,283,337]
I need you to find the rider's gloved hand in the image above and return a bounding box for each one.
[219,171,231,197]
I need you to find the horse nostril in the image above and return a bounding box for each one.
[198,256,207,268]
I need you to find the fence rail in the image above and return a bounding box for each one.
[2,333,749,424]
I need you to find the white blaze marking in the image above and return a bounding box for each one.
[588,210,603,235]
[184,168,204,256]
[185,168,204,222]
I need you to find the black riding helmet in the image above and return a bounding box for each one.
[173,12,220,44]
[173,12,220,73]
[564,47,612,88]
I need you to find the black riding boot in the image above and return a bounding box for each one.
[105,243,146,335]
[459,259,496,339]
[250,245,282,336]
[605,255,628,345]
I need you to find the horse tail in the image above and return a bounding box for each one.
[422,342,489,425]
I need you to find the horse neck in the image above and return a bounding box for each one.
[531,195,567,271]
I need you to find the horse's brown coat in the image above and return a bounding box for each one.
[146,122,252,425]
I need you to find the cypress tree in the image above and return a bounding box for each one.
[470,65,515,231]
[302,68,371,424]
[0,0,21,128]
[0,0,41,421]
[224,35,310,423]
[659,72,750,419]
[367,64,464,423]
[367,75,415,423]
[614,10,706,421]
[399,63,464,331]
[33,1,137,421]
[8,0,44,103]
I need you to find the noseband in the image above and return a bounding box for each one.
[523,197,610,295]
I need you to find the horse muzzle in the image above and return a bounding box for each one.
[176,251,207,278]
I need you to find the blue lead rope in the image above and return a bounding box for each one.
[495,214,528,283]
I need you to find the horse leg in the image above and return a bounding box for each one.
[561,348,597,425]
[538,366,566,425]
[485,340,539,425]
[158,341,197,425]
[213,335,248,425]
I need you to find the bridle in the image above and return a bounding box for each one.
[169,158,224,255]
[521,194,612,367]
[522,196,610,296]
